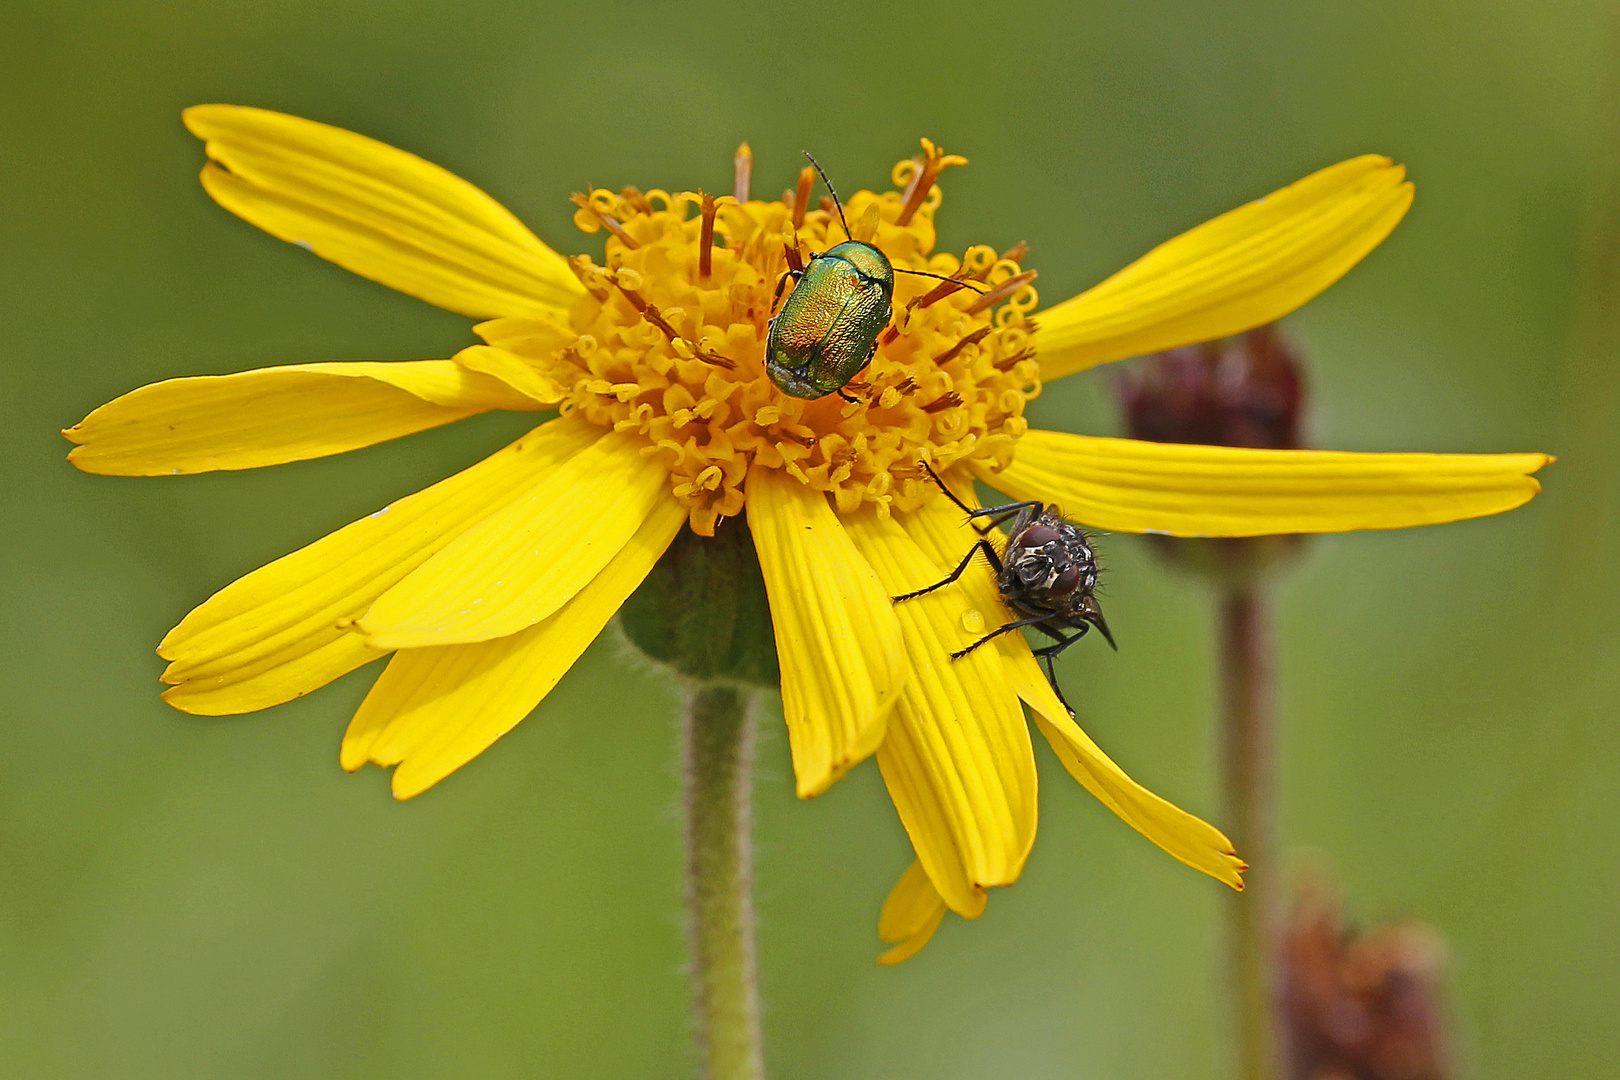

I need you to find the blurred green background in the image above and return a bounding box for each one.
[3,0,1616,1076]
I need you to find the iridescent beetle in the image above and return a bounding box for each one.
[894,461,1116,713]
[765,154,982,401]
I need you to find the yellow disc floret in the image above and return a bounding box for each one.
[474,143,1041,535]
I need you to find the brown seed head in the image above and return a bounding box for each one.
[1119,324,1305,449]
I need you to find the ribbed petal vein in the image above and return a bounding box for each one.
[341,494,687,799]
[358,429,668,648]
[982,430,1551,537]
[160,415,599,714]
[746,466,905,797]
[65,360,536,475]
[1035,155,1413,380]
[845,507,1038,917]
[185,104,583,319]
[876,860,950,965]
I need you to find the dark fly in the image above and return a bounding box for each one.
[893,461,1115,713]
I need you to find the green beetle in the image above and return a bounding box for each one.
[765,154,981,401]
[765,238,894,400]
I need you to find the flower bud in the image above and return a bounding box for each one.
[1119,324,1305,450]
[1118,325,1308,583]
[1280,877,1451,1080]
[618,515,781,690]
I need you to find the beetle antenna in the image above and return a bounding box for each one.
[802,151,853,241]
[892,268,987,293]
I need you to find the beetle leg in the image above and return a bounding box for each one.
[770,269,801,314]
[949,614,1052,660]
[891,539,1004,602]
[858,338,878,372]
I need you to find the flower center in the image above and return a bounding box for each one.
[477,142,1042,535]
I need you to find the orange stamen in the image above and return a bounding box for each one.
[964,269,1037,315]
[896,139,967,226]
[614,281,734,370]
[733,142,752,202]
[791,166,815,228]
[933,327,992,365]
[699,192,718,281]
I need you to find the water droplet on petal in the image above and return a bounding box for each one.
[961,608,985,633]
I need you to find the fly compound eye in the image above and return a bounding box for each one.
[1049,565,1083,598]
[1018,524,1061,549]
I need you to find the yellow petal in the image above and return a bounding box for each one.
[159,415,599,714]
[745,466,905,797]
[1035,156,1413,380]
[845,507,1038,916]
[163,634,386,716]
[981,429,1551,537]
[1013,665,1246,889]
[358,429,668,648]
[64,360,536,476]
[875,860,950,966]
[342,494,686,799]
[453,345,566,405]
[185,104,583,319]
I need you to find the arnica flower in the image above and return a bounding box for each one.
[65,107,1550,963]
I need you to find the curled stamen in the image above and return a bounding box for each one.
[791,165,815,228]
[733,142,752,202]
[896,138,967,226]
[964,269,1038,315]
[571,192,641,249]
[568,255,611,301]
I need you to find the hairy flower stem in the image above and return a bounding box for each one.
[1219,586,1280,1080]
[683,683,765,1080]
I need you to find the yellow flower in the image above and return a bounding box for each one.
[64,107,1550,963]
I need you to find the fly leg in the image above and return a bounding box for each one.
[890,539,1004,602]
[950,615,1053,660]
[915,460,1041,537]
[1029,622,1090,715]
